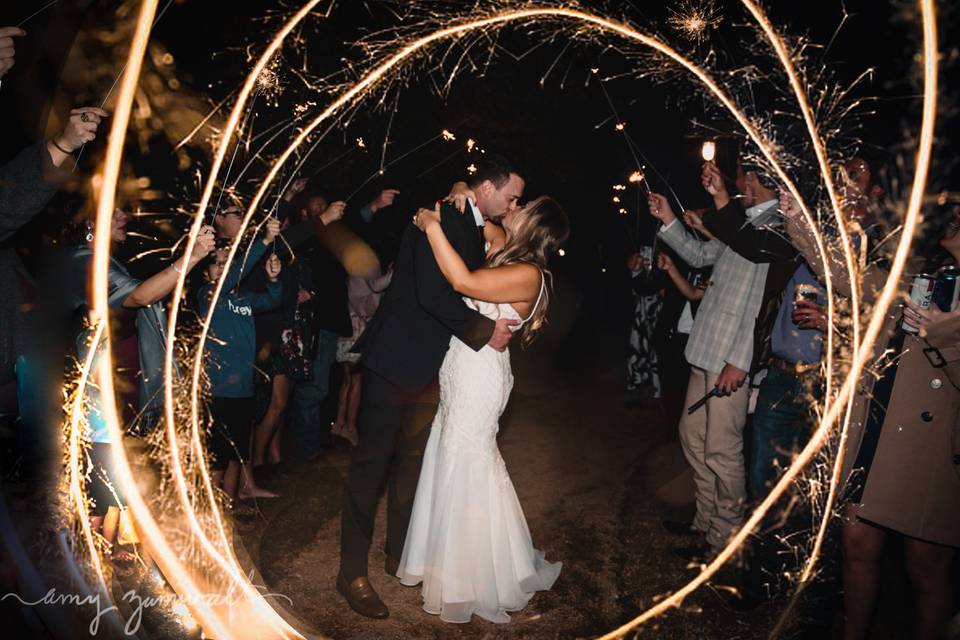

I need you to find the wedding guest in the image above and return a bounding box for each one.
[783,193,960,640]
[2,106,108,384]
[652,249,708,432]
[198,217,282,507]
[286,186,353,460]
[648,158,778,561]
[251,183,386,466]
[697,162,830,614]
[624,246,662,404]
[246,178,316,467]
[332,267,394,446]
[67,209,214,551]
[841,156,884,226]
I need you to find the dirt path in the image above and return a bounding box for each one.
[234,356,819,639]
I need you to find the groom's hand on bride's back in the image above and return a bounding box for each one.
[488,317,519,352]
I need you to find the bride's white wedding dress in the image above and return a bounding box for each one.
[397,276,561,623]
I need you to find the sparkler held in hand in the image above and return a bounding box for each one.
[701,140,716,162]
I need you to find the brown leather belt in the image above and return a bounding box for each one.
[769,356,820,376]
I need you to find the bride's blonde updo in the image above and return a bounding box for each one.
[486,196,570,347]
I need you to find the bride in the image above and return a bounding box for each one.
[397,192,568,623]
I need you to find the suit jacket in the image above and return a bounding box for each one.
[703,199,800,372]
[354,201,495,392]
[786,213,960,546]
[658,203,772,374]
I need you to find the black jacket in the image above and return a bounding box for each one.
[703,199,800,372]
[354,201,495,391]
[0,143,66,381]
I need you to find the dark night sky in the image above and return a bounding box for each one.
[0,0,955,334]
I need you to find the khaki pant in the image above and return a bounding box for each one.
[679,366,749,550]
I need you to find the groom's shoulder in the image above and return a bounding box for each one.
[439,201,472,234]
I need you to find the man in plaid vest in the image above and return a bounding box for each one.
[648,163,779,559]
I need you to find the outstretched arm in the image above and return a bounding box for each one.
[414,206,539,303]
[123,225,216,308]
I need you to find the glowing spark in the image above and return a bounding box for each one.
[668,0,722,43]
[628,171,644,183]
[466,138,476,152]
[558,249,566,256]
[467,163,477,174]
[614,122,625,131]
[612,196,621,203]
[613,184,627,190]
[356,136,366,148]
[700,140,716,161]
[441,128,456,141]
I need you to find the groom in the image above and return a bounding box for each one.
[337,154,526,618]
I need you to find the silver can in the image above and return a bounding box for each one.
[903,274,936,334]
[639,245,653,272]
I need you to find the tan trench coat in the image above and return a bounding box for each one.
[787,215,960,547]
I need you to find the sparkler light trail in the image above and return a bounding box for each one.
[181,8,859,637]
[73,1,942,638]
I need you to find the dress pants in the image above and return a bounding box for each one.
[340,368,435,581]
[679,366,749,551]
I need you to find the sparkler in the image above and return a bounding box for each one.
[668,0,723,44]
[700,139,716,162]
[73,1,940,638]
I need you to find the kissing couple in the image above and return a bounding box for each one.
[337,153,568,623]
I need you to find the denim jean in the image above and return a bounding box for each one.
[290,328,339,460]
[748,366,810,502]
[744,365,822,602]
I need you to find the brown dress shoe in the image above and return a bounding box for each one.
[336,572,389,619]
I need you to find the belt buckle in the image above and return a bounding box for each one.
[923,347,947,368]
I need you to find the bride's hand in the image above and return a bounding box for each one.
[443,181,476,214]
[413,204,441,232]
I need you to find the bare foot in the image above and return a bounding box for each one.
[342,425,359,447]
[238,485,279,499]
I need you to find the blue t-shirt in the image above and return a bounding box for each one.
[770,263,824,364]
[198,240,280,398]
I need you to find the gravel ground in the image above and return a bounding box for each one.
[0,341,924,639]
[232,351,848,640]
